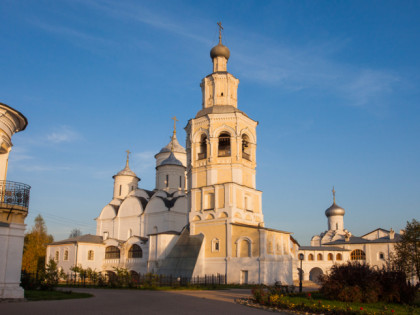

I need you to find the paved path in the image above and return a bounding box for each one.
[0,288,293,315]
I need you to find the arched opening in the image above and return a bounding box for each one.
[88,250,94,260]
[309,267,323,284]
[64,250,69,261]
[308,254,314,261]
[351,249,366,261]
[239,239,251,257]
[128,244,142,258]
[198,134,207,160]
[327,253,333,261]
[336,253,342,261]
[105,246,120,259]
[55,251,59,262]
[317,253,323,261]
[242,134,251,160]
[218,132,231,157]
[212,238,220,252]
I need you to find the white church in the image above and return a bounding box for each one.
[47,29,298,285]
[296,187,402,283]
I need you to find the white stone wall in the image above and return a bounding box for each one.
[0,223,26,298]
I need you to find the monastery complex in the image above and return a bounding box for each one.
[0,27,406,299]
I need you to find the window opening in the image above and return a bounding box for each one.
[218,132,231,157]
[105,246,120,259]
[198,134,207,160]
[242,134,251,160]
[166,175,169,188]
[179,176,182,188]
[88,250,94,260]
[350,249,366,260]
[128,244,143,258]
[119,185,122,196]
[55,251,59,261]
[64,250,69,261]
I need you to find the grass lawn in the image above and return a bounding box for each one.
[25,290,93,301]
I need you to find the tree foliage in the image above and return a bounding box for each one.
[69,228,82,238]
[21,214,54,273]
[391,219,420,282]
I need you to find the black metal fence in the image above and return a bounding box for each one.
[0,180,31,208]
[22,272,226,289]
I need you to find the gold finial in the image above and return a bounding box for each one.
[332,186,336,204]
[126,149,131,167]
[217,21,223,44]
[171,116,179,135]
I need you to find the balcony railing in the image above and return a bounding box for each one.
[0,180,31,209]
[218,149,231,157]
[242,152,251,161]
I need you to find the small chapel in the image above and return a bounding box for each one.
[47,27,297,285]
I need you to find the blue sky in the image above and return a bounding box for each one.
[1,1,419,245]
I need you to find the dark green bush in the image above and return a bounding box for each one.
[320,261,417,304]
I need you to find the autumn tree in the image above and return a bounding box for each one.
[69,228,82,238]
[391,219,420,282]
[21,214,54,274]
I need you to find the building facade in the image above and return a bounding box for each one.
[47,31,296,285]
[0,102,30,299]
[297,188,401,283]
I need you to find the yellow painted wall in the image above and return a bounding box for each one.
[217,186,225,209]
[195,190,202,211]
[232,225,260,257]
[217,168,232,183]
[194,222,226,258]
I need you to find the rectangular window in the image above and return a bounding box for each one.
[166,175,169,188]
[179,176,182,188]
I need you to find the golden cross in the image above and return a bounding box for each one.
[217,21,223,43]
[126,149,131,165]
[171,116,179,134]
[332,186,336,203]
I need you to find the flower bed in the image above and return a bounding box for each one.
[241,286,419,315]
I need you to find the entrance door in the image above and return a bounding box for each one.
[240,270,248,284]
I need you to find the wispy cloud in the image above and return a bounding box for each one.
[9,147,33,162]
[47,125,81,144]
[132,151,155,173]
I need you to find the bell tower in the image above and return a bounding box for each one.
[185,24,263,232]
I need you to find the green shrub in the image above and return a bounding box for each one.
[320,261,417,304]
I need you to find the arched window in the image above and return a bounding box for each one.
[242,134,251,160]
[128,244,142,258]
[317,253,323,261]
[327,253,333,261]
[55,251,59,261]
[350,249,366,260]
[308,254,314,261]
[88,250,94,260]
[212,239,220,252]
[105,246,120,259]
[198,134,207,160]
[239,239,251,257]
[64,250,69,261]
[336,253,342,261]
[218,132,231,157]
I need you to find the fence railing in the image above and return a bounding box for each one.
[0,180,31,209]
[22,272,227,289]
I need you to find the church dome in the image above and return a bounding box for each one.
[210,42,230,60]
[325,202,345,217]
[160,152,183,167]
[158,134,186,155]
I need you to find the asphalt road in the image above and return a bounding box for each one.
[0,288,292,315]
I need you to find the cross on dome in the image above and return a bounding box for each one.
[217,21,223,44]
[126,149,131,167]
[332,186,336,203]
